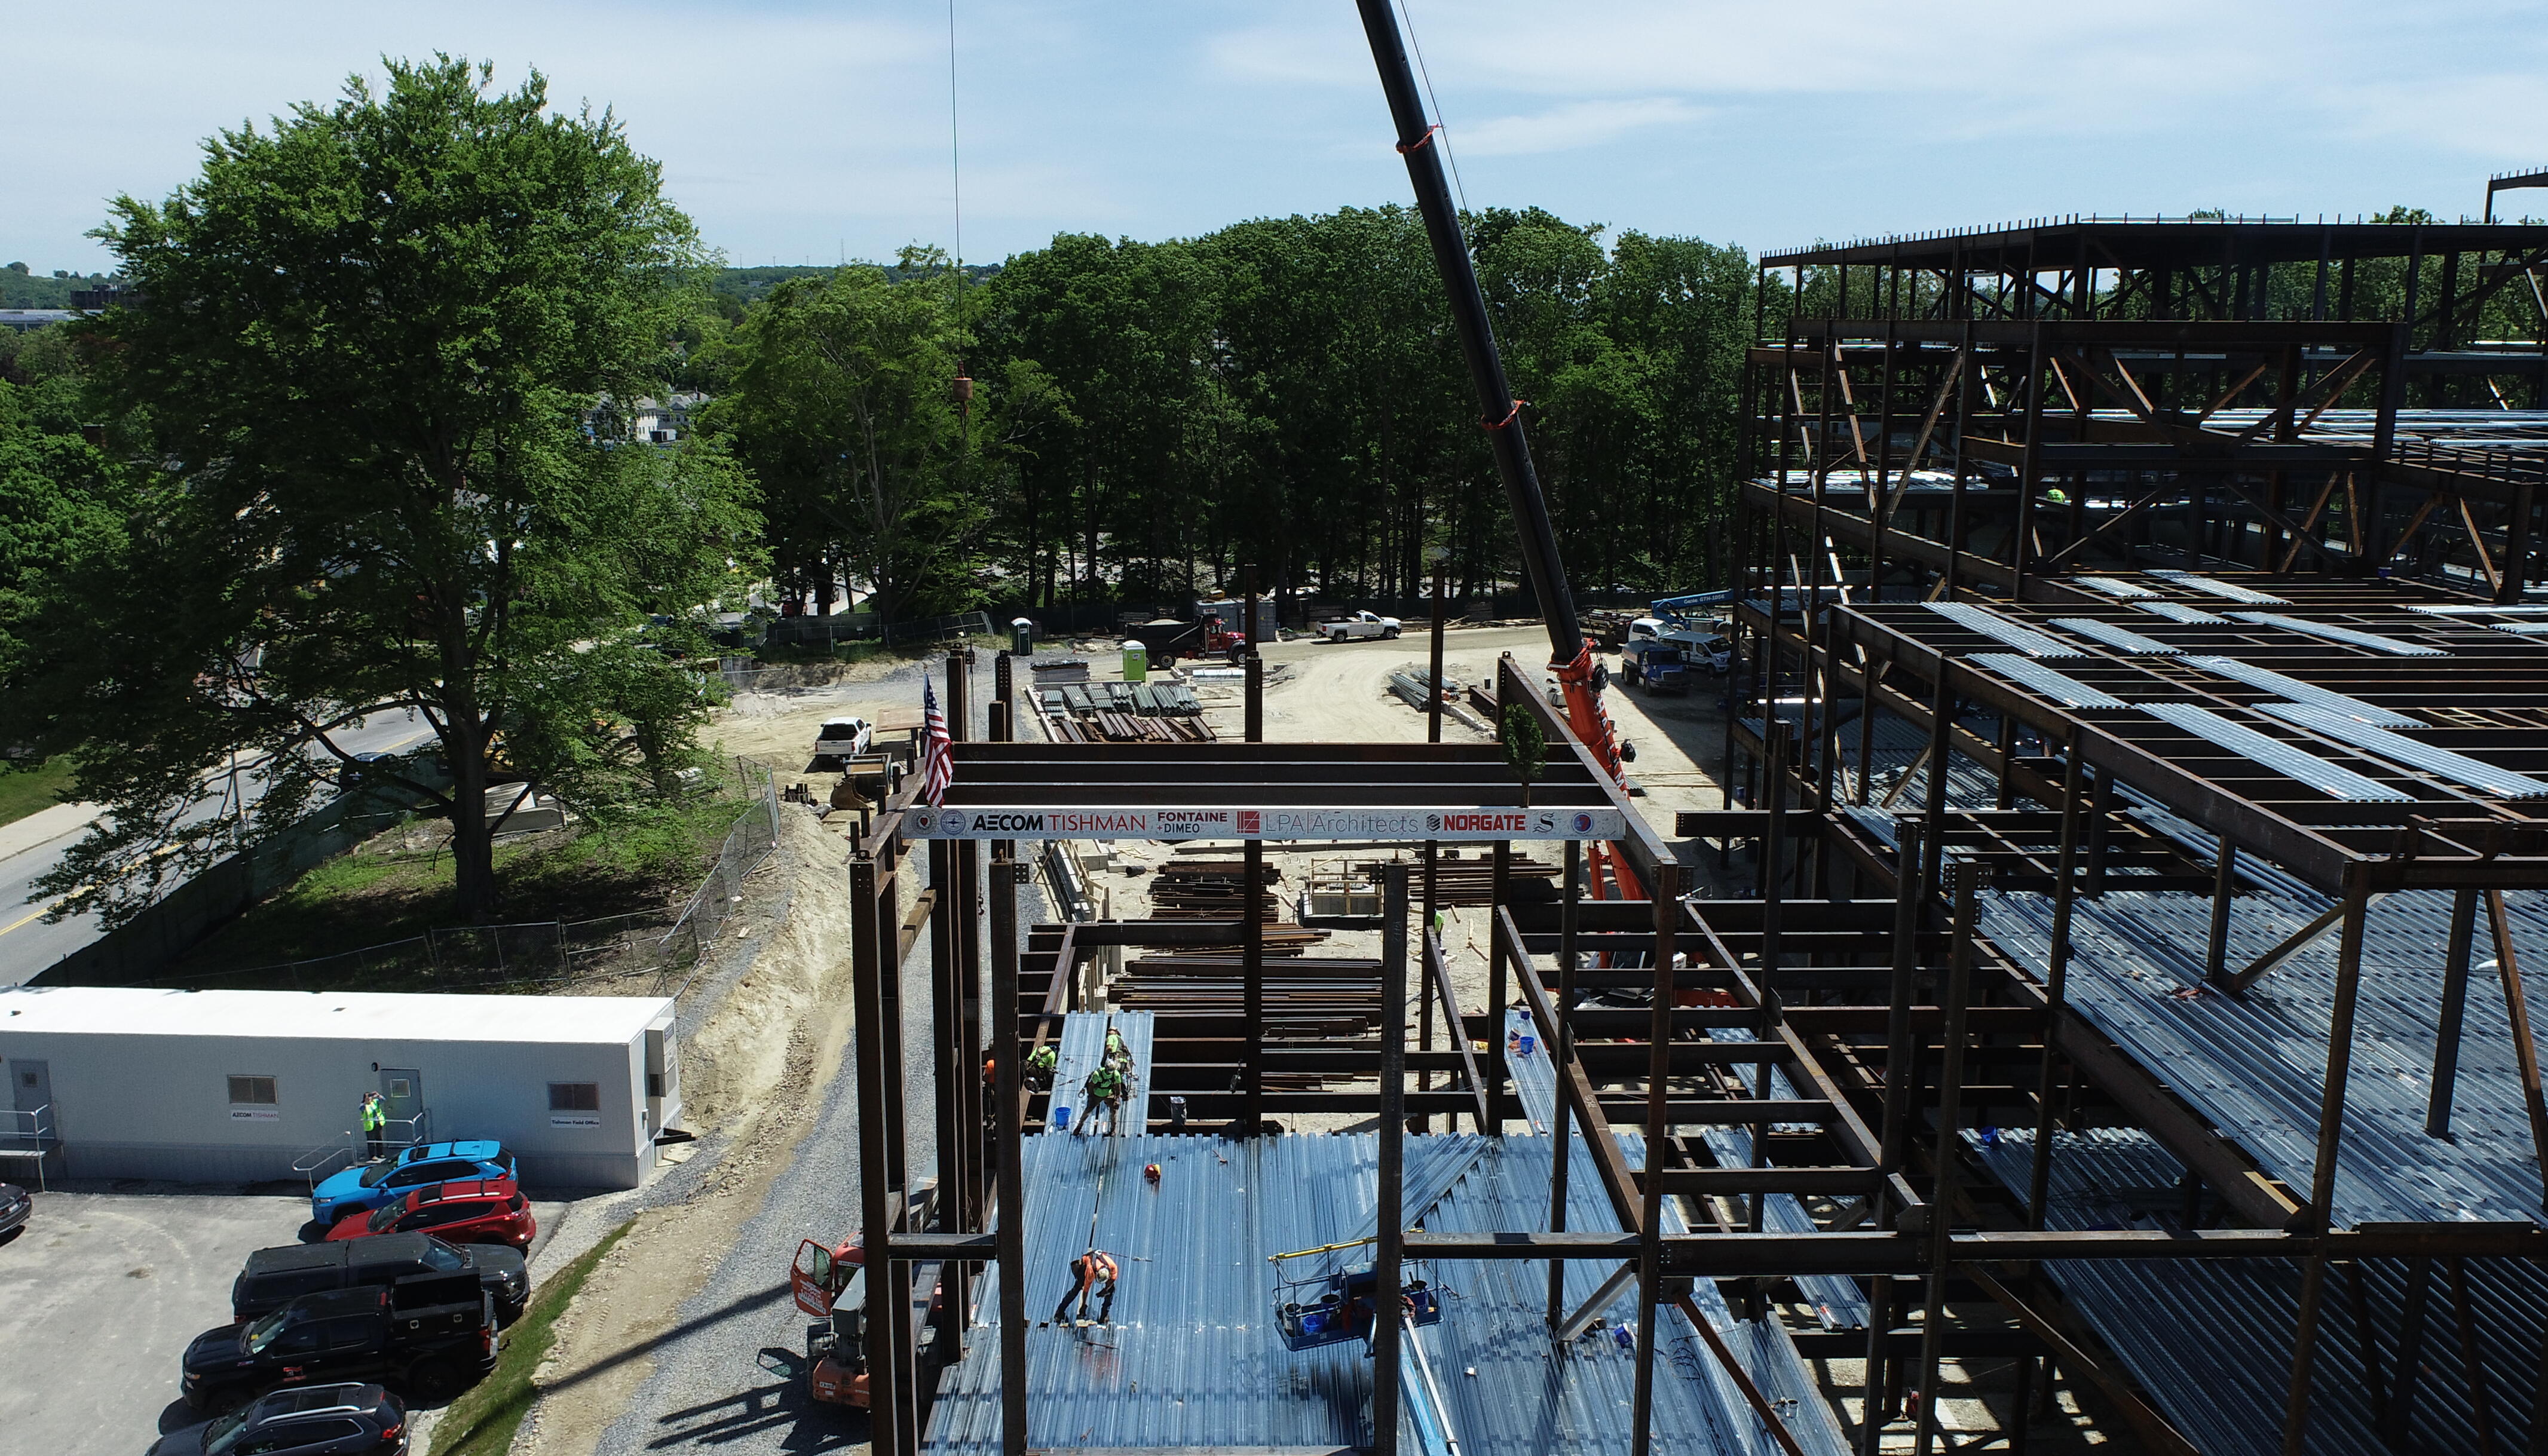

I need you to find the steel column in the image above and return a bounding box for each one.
[1631,861,1681,1456]
[2282,866,2372,1456]
[1369,862,1410,1452]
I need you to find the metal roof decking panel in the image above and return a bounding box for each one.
[2132,600,2234,625]
[2135,704,2414,802]
[2180,657,2425,728]
[2255,703,2548,800]
[1967,653,2131,709]
[1977,887,2548,1227]
[1970,1127,2548,1456]
[2047,618,2182,655]
[2143,570,2290,605]
[2224,612,2450,656]
[1048,1011,1155,1132]
[2076,576,2161,599]
[1923,601,2083,657]
[924,1132,1842,1455]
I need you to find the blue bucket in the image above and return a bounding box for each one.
[1053,1106,1073,1131]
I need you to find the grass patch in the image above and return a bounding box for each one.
[0,755,78,830]
[430,1219,635,1456]
[166,790,754,983]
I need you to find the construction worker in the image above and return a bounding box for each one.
[1025,1044,1057,1093]
[1077,1062,1126,1136]
[360,1092,387,1161]
[1051,1248,1119,1325]
[1102,1026,1131,1070]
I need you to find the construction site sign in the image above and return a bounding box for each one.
[902,805,1628,841]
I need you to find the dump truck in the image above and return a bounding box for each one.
[1618,639,1690,694]
[1121,616,1249,668]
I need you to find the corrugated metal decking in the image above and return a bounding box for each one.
[2134,703,2414,803]
[1967,652,2130,709]
[2224,611,2449,656]
[2253,702,2548,799]
[1922,601,2083,658]
[2132,600,2234,625]
[1978,886,2548,1226]
[2075,575,2161,599]
[921,1133,1850,1456]
[2143,569,2289,604]
[1969,1127,2548,1456]
[2047,617,2182,654]
[2181,657,2425,728]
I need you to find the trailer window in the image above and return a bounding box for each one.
[549,1083,601,1112]
[228,1075,278,1105]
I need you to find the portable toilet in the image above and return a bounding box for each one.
[1120,639,1147,682]
[1010,617,1035,656]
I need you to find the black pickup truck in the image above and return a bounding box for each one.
[232,1232,528,1325]
[182,1274,497,1412]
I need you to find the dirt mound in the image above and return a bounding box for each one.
[511,804,862,1456]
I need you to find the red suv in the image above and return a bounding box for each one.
[326,1178,535,1249]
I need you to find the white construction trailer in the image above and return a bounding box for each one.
[0,985,679,1189]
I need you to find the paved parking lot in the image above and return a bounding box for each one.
[0,1179,583,1455]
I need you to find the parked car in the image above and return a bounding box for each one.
[0,1181,28,1239]
[235,1233,528,1326]
[151,1382,409,1455]
[327,1179,535,1250]
[310,1142,516,1228]
[181,1280,495,1412]
[1318,610,1401,642]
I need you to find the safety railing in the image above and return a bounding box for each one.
[381,1108,431,1152]
[292,1138,356,1192]
[0,1104,58,1191]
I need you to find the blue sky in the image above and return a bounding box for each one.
[8,1,2547,275]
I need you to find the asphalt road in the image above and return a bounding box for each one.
[0,715,439,985]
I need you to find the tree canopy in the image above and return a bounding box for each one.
[5,56,760,927]
[707,206,1755,625]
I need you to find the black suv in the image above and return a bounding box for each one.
[233,1233,527,1325]
[182,1277,494,1412]
[152,1382,408,1454]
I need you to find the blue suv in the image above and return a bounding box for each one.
[311,1141,515,1228]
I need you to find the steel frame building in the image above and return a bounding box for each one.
[832,214,2548,1456]
[1705,214,2548,1454]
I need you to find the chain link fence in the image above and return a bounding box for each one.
[135,759,783,997]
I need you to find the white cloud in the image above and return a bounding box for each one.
[1452,98,1704,158]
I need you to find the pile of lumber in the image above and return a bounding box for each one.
[1110,955,1379,1034]
[1148,859,1287,923]
[1033,679,1215,743]
[1045,711,1214,744]
[1393,849,1559,906]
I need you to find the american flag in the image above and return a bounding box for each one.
[921,679,954,807]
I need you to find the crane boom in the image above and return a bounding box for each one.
[1352,0,1646,900]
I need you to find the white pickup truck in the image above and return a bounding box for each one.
[1319,611,1402,642]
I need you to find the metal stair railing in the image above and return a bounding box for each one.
[0,1105,59,1191]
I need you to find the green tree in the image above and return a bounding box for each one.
[712,252,993,624]
[6,56,760,926]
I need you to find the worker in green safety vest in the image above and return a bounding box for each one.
[360,1092,387,1161]
[1025,1044,1056,1093]
[1077,1062,1126,1137]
